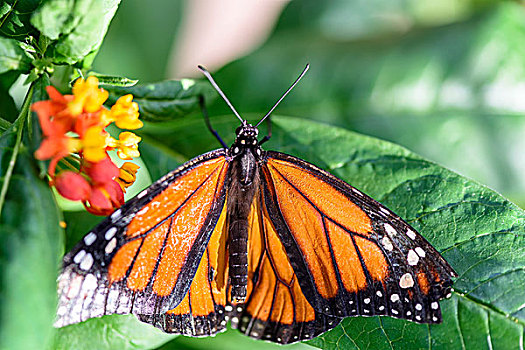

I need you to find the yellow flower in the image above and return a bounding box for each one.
[83,126,108,162]
[69,76,108,116]
[116,162,140,193]
[108,132,141,160]
[107,94,143,130]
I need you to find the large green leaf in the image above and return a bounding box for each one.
[31,0,121,66]
[0,143,63,350]
[134,116,524,349]
[106,79,216,122]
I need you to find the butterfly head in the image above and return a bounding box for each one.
[231,121,261,157]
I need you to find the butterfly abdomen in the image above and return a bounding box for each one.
[227,149,260,302]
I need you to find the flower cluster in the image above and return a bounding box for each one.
[32,76,142,215]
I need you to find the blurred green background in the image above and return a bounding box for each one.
[93,0,524,348]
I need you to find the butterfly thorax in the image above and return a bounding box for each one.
[229,121,263,186]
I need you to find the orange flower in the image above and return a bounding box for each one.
[33,87,80,175]
[82,126,109,162]
[116,162,140,193]
[69,76,108,116]
[107,132,141,160]
[104,94,143,129]
[32,80,143,216]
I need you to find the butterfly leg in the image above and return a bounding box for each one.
[199,95,228,149]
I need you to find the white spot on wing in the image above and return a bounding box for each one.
[384,223,397,236]
[110,209,121,221]
[137,190,148,198]
[83,274,98,290]
[391,294,400,302]
[415,247,426,258]
[136,206,149,215]
[381,236,393,251]
[416,303,423,310]
[406,229,417,240]
[431,302,439,310]
[79,253,94,271]
[376,291,383,297]
[399,273,414,288]
[105,237,117,255]
[407,250,419,266]
[73,250,86,264]
[84,232,96,246]
[105,227,117,240]
[364,298,370,304]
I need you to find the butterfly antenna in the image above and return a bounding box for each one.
[256,64,309,127]
[198,65,243,123]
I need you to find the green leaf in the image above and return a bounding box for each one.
[31,0,121,65]
[136,116,524,349]
[158,327,311,350]
[0,70,21,124]
[0,145,63,350]
[0,0,41,41]
[105,79,216,122]
[53,314,177,350]
[87,72,138,87]
[0,36,31,74]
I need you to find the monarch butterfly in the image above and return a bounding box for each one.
[55,65,456,344]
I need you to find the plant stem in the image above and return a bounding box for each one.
[0,85,35,215]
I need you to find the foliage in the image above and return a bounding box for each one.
[0,0,523,349]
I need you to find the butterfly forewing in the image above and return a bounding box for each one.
[55,150,229,328]
[260,151,456,323]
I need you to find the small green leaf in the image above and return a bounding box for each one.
[105,79,216,122]
[0,36,31,74]
[89,72,138,87]
[31,0,121,65]
[53,314,177,350]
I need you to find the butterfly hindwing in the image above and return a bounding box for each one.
[138,201,231,336]
[55,149,229,328]
[260,151,456,323]
[230,192,342,344]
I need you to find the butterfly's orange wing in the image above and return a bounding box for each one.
[255,152,456,324]
[138,202,231,336]
[230,192,342,343]
[55,150,230,328]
